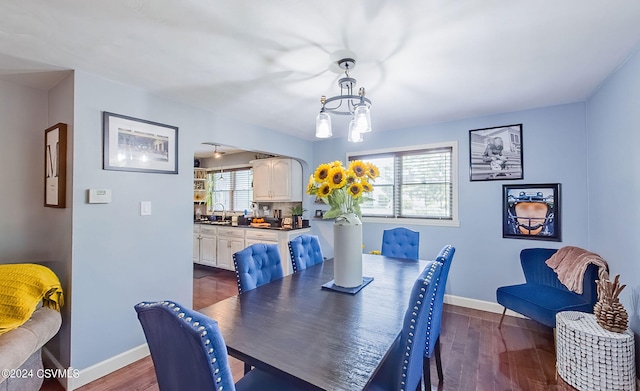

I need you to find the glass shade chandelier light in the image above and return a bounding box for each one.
[315,58,372,142]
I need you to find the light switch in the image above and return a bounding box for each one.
[140,201,152,216]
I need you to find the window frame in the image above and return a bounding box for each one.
[205,165,253,213]
[347,141,459,227]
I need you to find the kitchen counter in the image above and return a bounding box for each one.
[193,221,309,231]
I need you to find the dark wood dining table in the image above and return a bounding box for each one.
[198,254,429,391]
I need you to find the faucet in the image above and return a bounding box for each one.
[213,202,226,221]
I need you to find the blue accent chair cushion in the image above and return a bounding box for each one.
[288,234,324,273]
[135,301,306,391]
[381,227,420,260]
[368,261,443,391]
[233,244,284,294]
[496,248,602,328]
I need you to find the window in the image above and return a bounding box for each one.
[348,142,458,225]
[206,167,253,213]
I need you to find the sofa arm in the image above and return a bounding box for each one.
[0,307,62,384]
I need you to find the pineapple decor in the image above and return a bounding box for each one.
[593,273,628,333]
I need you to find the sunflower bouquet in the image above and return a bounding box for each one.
[307,160,379,219]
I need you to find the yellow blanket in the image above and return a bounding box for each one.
[0,263,64,336]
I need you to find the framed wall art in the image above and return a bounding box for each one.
[103,111,178,174]
[502,183,561,241]
[469,124,523,181]
[45,123,68,208]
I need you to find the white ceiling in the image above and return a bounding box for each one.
[1,1,639,141]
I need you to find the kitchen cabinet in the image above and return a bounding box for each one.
[245,230,278,247]
[193,225,217,268]
[252,158,302,201]
[217,228,245,271]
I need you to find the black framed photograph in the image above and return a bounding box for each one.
[502,183,561,241]
[315,209,324,218]
[103,111,178,174]
[469,124,523,181]
[45,123,67,208]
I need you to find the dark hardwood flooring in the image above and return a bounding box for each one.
[41,265,576,391]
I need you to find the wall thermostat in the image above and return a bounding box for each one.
[88,189,112,204]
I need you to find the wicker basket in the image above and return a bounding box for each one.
[556,311,635,391]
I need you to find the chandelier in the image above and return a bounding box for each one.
[315,58,372,142]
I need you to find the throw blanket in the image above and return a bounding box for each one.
[0,263,64,336]
[545,246,609,294]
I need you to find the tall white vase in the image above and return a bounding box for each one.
[333,213,363,288]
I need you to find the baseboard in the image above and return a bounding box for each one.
[444,293,526,319]
[42,347,68,390]
[44,343,149,390]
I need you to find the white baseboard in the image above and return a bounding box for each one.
[444,293,526,319]
[43,344,149,390]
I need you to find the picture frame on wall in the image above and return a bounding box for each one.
[45,123,68,208]
[103,111,179,174]
[469,124,523,181]
[502,183,561,241]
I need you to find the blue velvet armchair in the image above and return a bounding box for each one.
[232,243,284,294]
[381,227,420,260]
[496,248,601,328]
[288,234,324,272]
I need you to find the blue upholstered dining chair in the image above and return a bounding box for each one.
[232,243,284,294]
[288,234,324,273]
[367,261,443,391]
[381,227,420,260]
[134,301,307,391]
[423,245,456,387]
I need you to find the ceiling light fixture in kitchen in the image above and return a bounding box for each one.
[315,58,372,142]
[213,144,225,159]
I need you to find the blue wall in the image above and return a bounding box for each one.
[586,47,640,349]
[69,71,313,370]
[312,103,589,302]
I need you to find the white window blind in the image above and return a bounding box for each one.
[349,145,454,220]
[207,168,253,212]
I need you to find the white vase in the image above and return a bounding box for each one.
[333,213,363,288]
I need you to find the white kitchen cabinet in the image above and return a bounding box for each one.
[245,230,278,247]
[199,226,217,267]
[193,225,201,264]
[252,158,302,201]
[217,228,245,271]
[194,225,217,268]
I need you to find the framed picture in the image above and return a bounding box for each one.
[103,111,178,174]
[502,183,561,241]
[469,124,523,181]
[45,123,68,208]
[315,209,324,218]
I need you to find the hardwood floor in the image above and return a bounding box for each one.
[41,265,577,391]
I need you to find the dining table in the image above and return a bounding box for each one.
[198,253,429,391]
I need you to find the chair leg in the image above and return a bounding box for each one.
[498,307,507,328]
[244,363,251,374]
[434,337,443,382]
[423,356,431,390]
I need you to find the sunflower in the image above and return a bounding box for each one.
[345,171,357,184]
[365,162,379,179]
[330,160,343,168]
[347,182,363,198]
[306,175,316,194]
[328,166,347,189]
[361,180,373,193]
[314,163,331,183]
[349,160,367,178]
[318,182,332,197]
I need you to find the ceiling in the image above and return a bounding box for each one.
[1,1,640,141]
